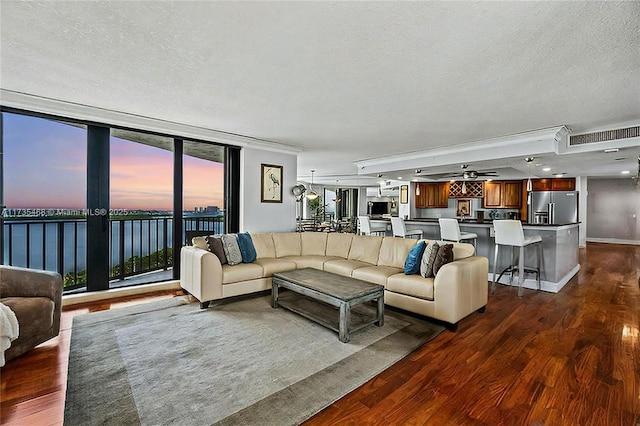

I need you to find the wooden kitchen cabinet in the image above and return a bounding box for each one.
[530,178,575,191]
[483,182,502,207]
[415,183,448,208]
[551,178,576,191]
[483,181,522,208]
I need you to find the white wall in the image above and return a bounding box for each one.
[241,148,298,233]
[586,178,640,245]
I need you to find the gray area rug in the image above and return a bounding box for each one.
[64,293,445,425]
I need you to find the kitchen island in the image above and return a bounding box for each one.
[370,218,580,293]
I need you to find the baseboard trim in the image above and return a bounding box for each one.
[62,280,181,307]
[586,238,640,246]
[488,264,581,294]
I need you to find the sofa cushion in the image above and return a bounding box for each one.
[236,233,257,263]
[300,232,328,256]
[206,235,228,265]
[221,234,243,266]
[420,241,439,278]
[377,237,417,269]
[221,263,264,284]
[448,242,475,260]
[251,233,276,259]
[433,244,454,276]
[325,233,353,258]
[285,256,340,271]
[323,259,371,277]
[272,233,302,258]
[404,241,426,275]
[348,235,383,265]
[386,274,435,301]
[253,258,297,277]
[352,266,403,286]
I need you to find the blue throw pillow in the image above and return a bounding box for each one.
[236,232,257,263]
[404,241,427,275]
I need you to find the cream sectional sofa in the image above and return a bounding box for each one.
[180,232,488,328]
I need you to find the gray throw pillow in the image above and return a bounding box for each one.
[433,243,454,276]
[420,241,440,278]
[205,235,227,265]
[221,234,243,266]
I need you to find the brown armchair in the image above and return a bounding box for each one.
[0,265,62,363]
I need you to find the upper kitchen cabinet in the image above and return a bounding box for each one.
[415,183,448,208]
[531,178,576,191]
[551,178,576,191]
[448,181,483,198]
[483,180,522,208]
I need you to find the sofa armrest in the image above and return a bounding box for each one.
[433,256,489,324]
[0,266,62,302]
[180,246,223,303]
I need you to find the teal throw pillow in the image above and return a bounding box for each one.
[404,241,426,275]
[236,232,257,263]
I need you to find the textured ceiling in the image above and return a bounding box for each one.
[1,1,639,185]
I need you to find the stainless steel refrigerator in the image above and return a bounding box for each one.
[527,191,578,224]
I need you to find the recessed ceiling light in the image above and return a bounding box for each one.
[554,173,565,177]
[604,148,619,153]
[621,170,630,174]
[450,179,456,183]
[397,176,403,180]
[486,178,493,182]
[542,167,551,172]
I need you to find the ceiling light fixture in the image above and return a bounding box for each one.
[525,157,535,192]
[415,169,422,174]
[306,170,319,200]
[554,173,565,177]
[461,180,467,195]
[604,148,620,153]
[542,167,551,172]
[415,183,421,196]
[621,170,630,174]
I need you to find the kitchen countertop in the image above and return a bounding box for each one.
[368,217,580,227]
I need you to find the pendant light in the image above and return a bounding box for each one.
[525,157,535,192]
[306,170,319,200]
[415,183,421,196]
[461,180,467,195]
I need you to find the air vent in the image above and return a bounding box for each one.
[569,126,640,146]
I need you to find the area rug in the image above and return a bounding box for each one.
[64,293,445,425]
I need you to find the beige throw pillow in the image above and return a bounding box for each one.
[420,241,439,278]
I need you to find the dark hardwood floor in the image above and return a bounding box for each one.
[1,243,638,425]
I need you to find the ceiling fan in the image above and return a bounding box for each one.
[441,164,499,180]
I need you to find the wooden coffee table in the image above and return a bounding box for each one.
[272,268,384,343]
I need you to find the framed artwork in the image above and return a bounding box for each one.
[457,199,471,216]
[400,185,408,204]
[261,164,283,203]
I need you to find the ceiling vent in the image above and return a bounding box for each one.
[569,126,640,146]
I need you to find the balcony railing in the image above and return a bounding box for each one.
[2,215,224,292]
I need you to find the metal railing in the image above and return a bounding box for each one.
[2,215,224,291]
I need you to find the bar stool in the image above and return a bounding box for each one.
[390,217,423,239]
[357,216,386,236]
[438,218,477,246]
[491,220,543,297]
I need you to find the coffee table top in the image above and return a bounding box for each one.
[273,268,383,301]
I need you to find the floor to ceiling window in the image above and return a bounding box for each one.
[109,130,174,286]
[183,140,225,238]
[1,109,237,293]
[1,112,88,290]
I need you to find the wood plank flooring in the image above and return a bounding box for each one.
[1,243,638,425]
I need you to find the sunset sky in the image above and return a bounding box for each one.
[3,113,224,211]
